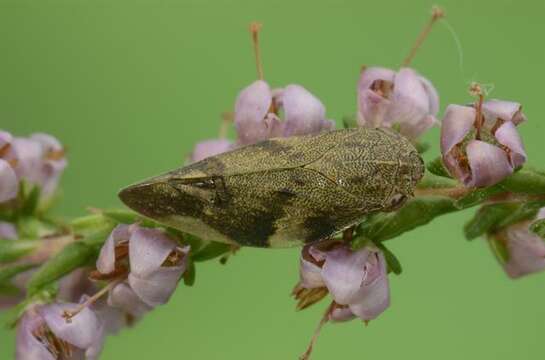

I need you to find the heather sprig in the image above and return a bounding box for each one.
[1,6,545,360]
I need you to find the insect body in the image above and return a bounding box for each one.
[119,128,424,248]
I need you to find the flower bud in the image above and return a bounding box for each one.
[357,67,439,139]
[440,102,527,187]
[490,208,545,278]
[234,80,334,145]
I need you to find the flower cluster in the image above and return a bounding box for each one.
[14,224,190,359]
[0,130,66,206]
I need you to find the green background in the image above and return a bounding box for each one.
[1,0,544,359]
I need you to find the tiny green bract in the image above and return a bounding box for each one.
[119,128,424,248]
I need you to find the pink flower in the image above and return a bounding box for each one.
[96,224,189,312]
[234,80,334,145]
[10,133,67,198]
[16,304,104,360]
[294,243,390,322]
[357,67,439,139]
[440,101,527,187]
[490,208,545,279]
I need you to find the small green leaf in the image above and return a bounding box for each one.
[70,214,113,235]
[495,200,545,229]
[487,236,509,264]
[102,209,157,227]
[375,243,402,275]
[21,185,41,216]
[359,196,457,242]
[26,226,113,295]
[464,203,519,240]
[0,239,38,264]
[192,241,231,262]
[454,185,504,209]
[342,114,357,129]
[417,172,458,190]
[530,219,545,238]
[5,284,57,328]
[426,157,452,178]
[499,168,545,194]
[183,260,196,286]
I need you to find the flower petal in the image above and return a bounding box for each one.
[41,303,102,350]
[358,67,396,92]
[16,311,56,360]
[321,246,370,305]
[234,80,274,145]
[494,121,527,168]
[0,130,13,149]
[128,264,185,306]
[108,282,152,317]
[281,84,328,137]
[386,68,431,135]
[440,104,476,154]
[0,159,18,203]
[190,139,232,163]
[129,226,177,277]
[466,140,513,187]
[299,257,325,289]
[357,67,396,128]
[358,89,391,128]
[348,252,390,321]
[418,75,440,116]
[328,305,356,323]
[10,137,44,184]
[96,224,131,274]
[503,223,545,278]
[482,99,527,125]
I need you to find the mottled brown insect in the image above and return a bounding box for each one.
[119,128,424,248]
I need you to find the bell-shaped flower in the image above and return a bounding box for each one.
[190,139,233,163]
[234,80,334,145]
[440,102,527,187]
[491,208,545,279]
[127,226,189,306]
[293,243,390,322]
[321,245,390,321]
[16,304,103,360]
[96,224,189,312]
[357,67,439,139]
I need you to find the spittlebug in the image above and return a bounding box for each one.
[119,127,424,248]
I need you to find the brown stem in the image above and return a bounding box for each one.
[299,302,335,360]
[401,6,445,67]
[62,279,122,322]
[249,22,264,80]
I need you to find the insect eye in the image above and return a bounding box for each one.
[389,193,407,210]
[191,179,216,189]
